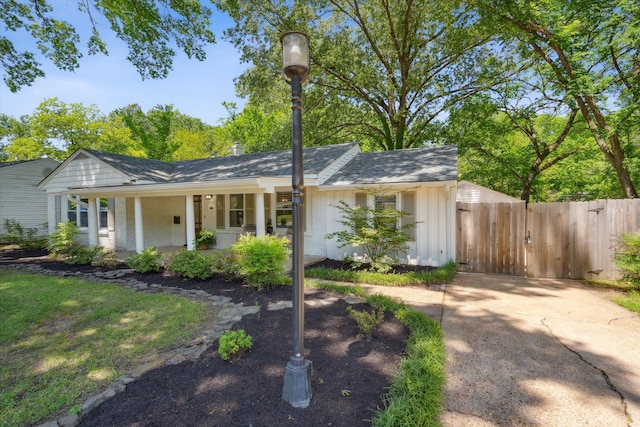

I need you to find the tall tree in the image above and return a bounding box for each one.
[218,0,503,151]
[1,98,116,159]
[474,0,640,198]
[1,0,215,92]
[113,104,218,160]
[447,96,589,202]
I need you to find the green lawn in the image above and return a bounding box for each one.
[612,290,640,314]
[582,279,640,315]
[0,270,209,427]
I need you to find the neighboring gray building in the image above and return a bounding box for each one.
[38,143,458,266]
[0,158,60,237]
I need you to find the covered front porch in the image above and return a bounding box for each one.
[58,187,299,254]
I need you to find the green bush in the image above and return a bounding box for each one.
[91,247,118,268]
[347,306,385,338]
[47,222,81,259]
[163,250,215,280]
[232,234,291,290]
[326,191,417,264]
[194,229,216,249]
[125,247,162,273]
[613,231,640,289]
[211,248,240,281]
[218,329,253,361]
[1,219,46,249]
[64,245,103,265]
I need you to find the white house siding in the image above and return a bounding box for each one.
[303,187,328,257]
[0,158,59,236]
[324,189,358,261]
[124,196,187,250]
[323,185,456,266]
[414,185,456,267]
[41,156,131,193]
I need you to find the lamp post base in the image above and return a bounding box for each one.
[282,359,313,408]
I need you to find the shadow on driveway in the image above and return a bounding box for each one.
[441,272,640,427]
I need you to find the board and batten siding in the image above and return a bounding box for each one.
[303,187,329,257]
[0,158,59,236]
[323,184,456,266]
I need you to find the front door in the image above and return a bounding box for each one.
[194,195,203,235]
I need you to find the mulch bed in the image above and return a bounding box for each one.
[0,248,414,427]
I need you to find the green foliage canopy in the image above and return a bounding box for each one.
[1,0,216,92]
[218,0,503,151]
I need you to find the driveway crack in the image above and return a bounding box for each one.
[541,317,632,427]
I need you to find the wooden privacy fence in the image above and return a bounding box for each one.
[456,199,640,280]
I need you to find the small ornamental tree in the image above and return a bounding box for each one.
[326,196,416,265]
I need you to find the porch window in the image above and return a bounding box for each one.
[229,194,256,228]
[276,192,292,227]
[67,197,108,228]
[229,194,244,228]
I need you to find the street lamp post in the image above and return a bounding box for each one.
[280,30,312,408]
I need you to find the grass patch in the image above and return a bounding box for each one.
[310,282,445,426]
[581,278,635,292]
[306,261,456,286]
[0,270,209,426]
[612,290,640,314]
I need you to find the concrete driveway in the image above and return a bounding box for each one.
[441,272,640,427]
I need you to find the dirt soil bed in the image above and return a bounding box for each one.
[0,248,412,427]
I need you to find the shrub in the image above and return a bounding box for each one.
[163,249,215,280]
[47,222,81,258]
[232,234,291,290]
[194,229,216,249]
[218,329,253,361]
[613,231,640,289]
[126,247,162,273]
[346,306,385,338]
[326,190,417,265]
[211,248,240,281]
[64,245,103,265]
[91,247,118,268]
[1,219,46,248]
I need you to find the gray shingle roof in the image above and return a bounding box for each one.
[83,150,174,182]
[1,160,33,168]
[83,143,359,183]
[322,145,458,186]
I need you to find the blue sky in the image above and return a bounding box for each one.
[0,5,248,126]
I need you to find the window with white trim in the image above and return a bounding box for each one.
[67,197,108,228]
[228,194,255,228]
[276,192,292,228]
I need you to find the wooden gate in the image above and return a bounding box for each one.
[456,199,640,280]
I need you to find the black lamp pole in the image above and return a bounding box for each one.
[281,31,312,408]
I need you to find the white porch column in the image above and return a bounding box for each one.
[186,195,195,250]
[87,197,99,246]
[47,193,58,234]
[134,197,144,253]
[255,192,265,236]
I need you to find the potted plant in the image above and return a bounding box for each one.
[194,229,216,249]
[266,219,274,235]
